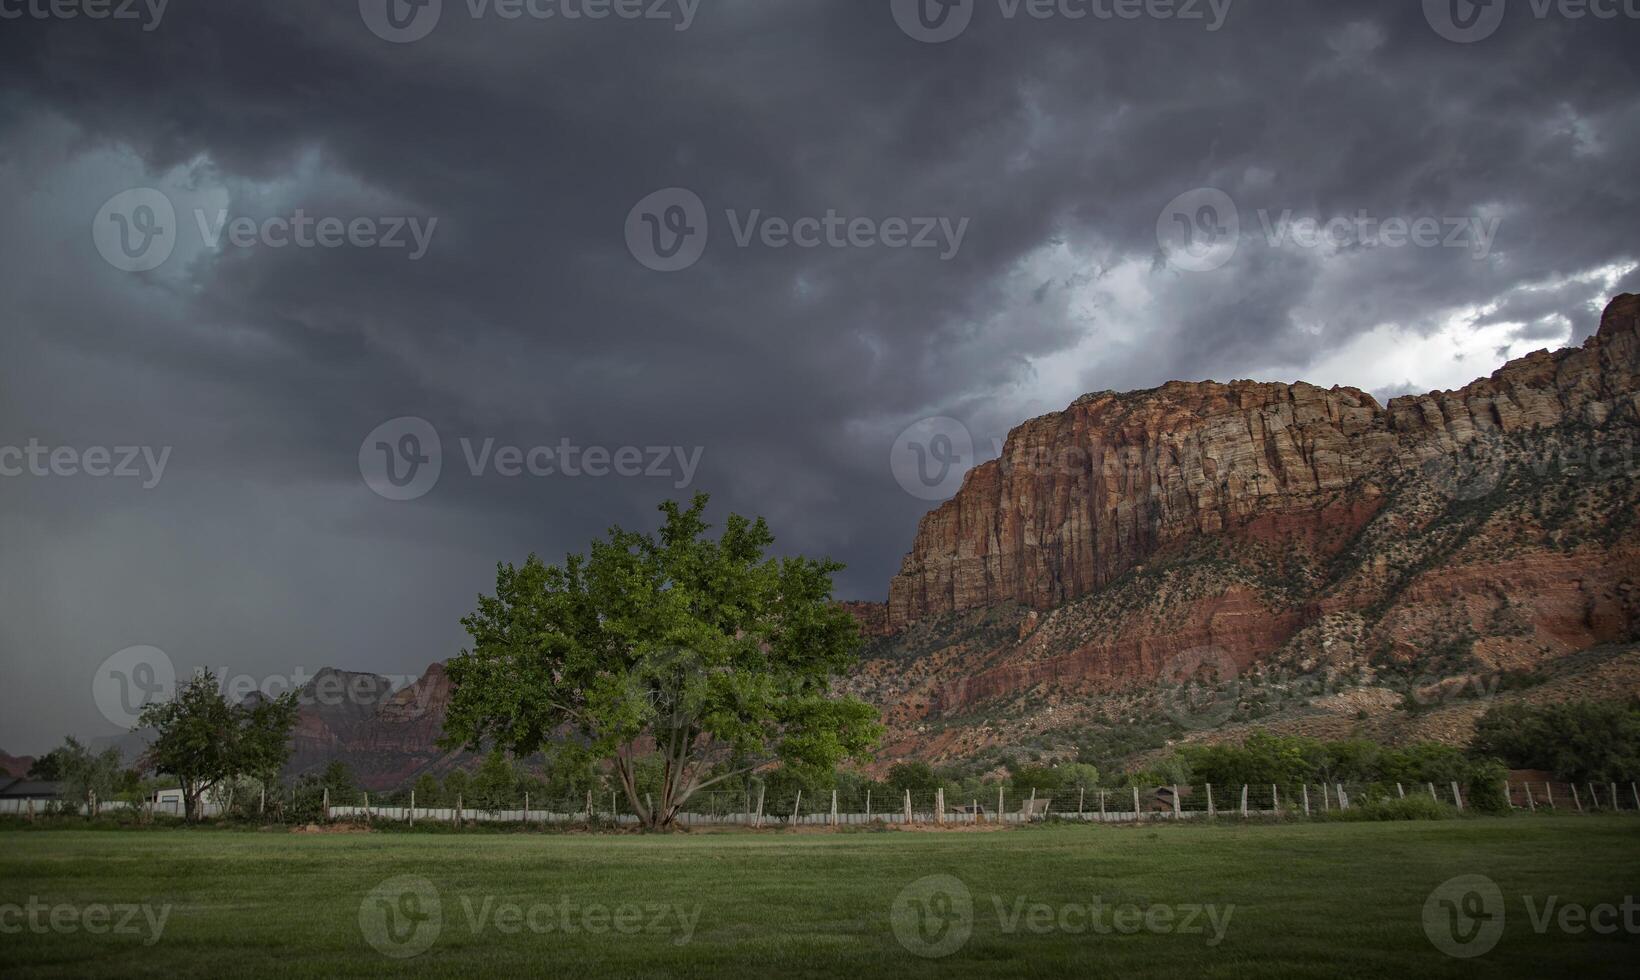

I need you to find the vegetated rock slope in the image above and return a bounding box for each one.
[847,294,1640,769]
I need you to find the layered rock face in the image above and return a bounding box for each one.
[284,665,459,790]
[889,294,1640,630]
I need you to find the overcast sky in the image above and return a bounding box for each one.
[2,0,1636,754]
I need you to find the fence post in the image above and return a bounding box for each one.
[935,788,943,825]
[1272,785,1279,817]
[1396,782,1405,799]
[1301,784,1310,816]
[1524,783,1535,812]
[1337,784,1348,811]
[26,798,34,823]
[1632,783,1639,813]
[998,787,1004,824]
[866,790,872,823]
[972,800,978,825]
[1240,785,1248,818]
[1132,786,1140,822]
[456,794,464,828]
[364,792,371,825]
[832,790,839,828]
[1099,790,1106,822]
[905,789,912,825]
[1173,785,1182,820]
[1207,784,1215,818]
[1450,782,1463,812]
[260,785,266,817]
[1427,782,1436,802]
[323,787,330,823]
[755,785,765,828]
[792,790,802,826]
[522,792,529,826]
[1028,788,1036,823]
[1322,783,1330,812]
[1079,787,1085,819]
[1571,784,1583,813]
[410,790,416,827]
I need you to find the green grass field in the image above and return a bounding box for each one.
[1,817,1636,978]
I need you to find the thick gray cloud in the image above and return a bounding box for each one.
[2,0,1636,752]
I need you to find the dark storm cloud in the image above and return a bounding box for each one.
[2,0,1637,751]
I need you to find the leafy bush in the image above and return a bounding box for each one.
[1463,758,1512,814]
[1322,795,1456,822]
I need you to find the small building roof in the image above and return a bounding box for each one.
[0,778,64,799]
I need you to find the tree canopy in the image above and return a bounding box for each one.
[137,670,299,820]
[442,495,882,828]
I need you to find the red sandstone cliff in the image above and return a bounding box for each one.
[888,295,1640,630]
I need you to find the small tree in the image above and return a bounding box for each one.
[53,737,123,817]
[885,761,942,799]
[444,495,882,829]
[137,670,298,821]
[443,769,470,805]
[27,749,65,781]
[471,749,519,813]
[412,773,441,806]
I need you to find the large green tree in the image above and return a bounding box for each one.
[137,671,299,821]
[443,495,882,829]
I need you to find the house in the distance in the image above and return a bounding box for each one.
[0,777,64,802]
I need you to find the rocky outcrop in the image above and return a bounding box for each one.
[283,665,460,790]
[839,601,892,638]
[889,295,1640,630]
[0,751,34,779]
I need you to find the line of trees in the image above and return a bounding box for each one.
[1471,699,1640,783]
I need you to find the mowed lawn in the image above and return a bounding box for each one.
[1,817,1636,978]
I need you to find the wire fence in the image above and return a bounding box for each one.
[320,778,1640,826]
[5,780,1635,825]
